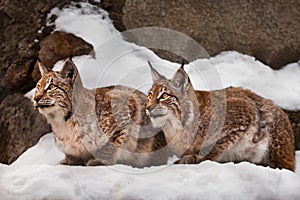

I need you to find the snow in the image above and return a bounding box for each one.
[0,133,300,200]
[187,52,300,110]
[12,2,300,199]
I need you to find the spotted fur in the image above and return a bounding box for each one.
[146,63,295,171]
[34,59,168,167]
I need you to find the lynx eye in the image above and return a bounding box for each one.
[148,93,153,101]
[49,84,56,91]
[161,93,169,100]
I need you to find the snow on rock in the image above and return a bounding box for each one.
[0,134,300,200]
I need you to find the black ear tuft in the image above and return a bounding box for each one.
[60,59,78,84]
[180,60,185,69]
[147,61,166,82]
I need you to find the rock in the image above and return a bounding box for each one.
[105,0,300,69]
[38,31,94,69]
[284,110,300,150]
[99,0,126,31]
[0,94,51,164]
[2,59,35,91]
[0,0,72,101]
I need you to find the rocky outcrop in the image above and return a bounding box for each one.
[103,0,300,69]
[0,94,51,164]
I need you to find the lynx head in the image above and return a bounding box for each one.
[33,59,79,121]
[146,62,197,129]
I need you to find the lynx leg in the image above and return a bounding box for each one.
[174,134,240,165]
[58,154,85,166]
[268,130,295,171]
[260,106,295,171]
[202,131,243,162]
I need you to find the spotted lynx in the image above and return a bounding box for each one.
[33,59,167,167]
[146,62,295,171]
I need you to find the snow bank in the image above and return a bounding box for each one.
[187,52,300,110]
[1,134,300,200]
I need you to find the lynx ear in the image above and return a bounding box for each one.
[171,67,191,92]
[60,58,78,84]
[148,61,166,82]
[37,60,49,77]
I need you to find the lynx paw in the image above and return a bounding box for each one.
[58,158,69,165]
[175,154,205,164]
[86,158,104,166]
[58,155,85,166]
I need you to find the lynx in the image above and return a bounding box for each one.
[146,62,295,171]
[33,58,167,167]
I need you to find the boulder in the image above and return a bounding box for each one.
[0,94,51,164]
[38,31,94,69]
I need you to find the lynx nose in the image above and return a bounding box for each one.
[34,94,41,102]
[33,93,43,106]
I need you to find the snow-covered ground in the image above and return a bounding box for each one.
[5,2,300,199]
[0,133,300,200]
